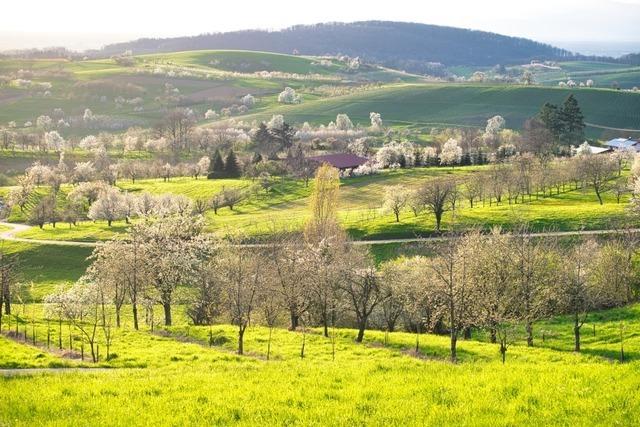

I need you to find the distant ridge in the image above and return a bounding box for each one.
[91,21,579,72]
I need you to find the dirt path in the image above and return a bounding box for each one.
[2,221,639,248]
[0,222,99,247]
[585,122,640,133]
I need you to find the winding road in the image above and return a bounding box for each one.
[0,222,99,247]
[1,221,639,247]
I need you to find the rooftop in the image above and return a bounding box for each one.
[308,153,369,170]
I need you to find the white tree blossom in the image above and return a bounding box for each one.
[73,161,97,183]
[277,87,302,104]
[335,114,353,131]
[44,131,65,152]
[241,94,255,107]
[369,112,383,132]
[83,108,95,124]
[575,141,593,156]
[88,187,126,226]
[36,115,53,129]
[205,109,218,120]
[79,135,102,151]
[440,138,463,166]
[267,114,284,130]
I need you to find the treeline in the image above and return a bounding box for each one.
[384,151,628,229]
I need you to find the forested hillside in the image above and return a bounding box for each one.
[95,21,577,72]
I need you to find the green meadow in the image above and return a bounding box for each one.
[1,300,640,426]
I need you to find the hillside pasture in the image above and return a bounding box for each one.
[238,83,640,136]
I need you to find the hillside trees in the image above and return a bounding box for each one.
[538,95,585,147]
[158,108,195,156]
[264,237,311,330]
[508,226,557,346]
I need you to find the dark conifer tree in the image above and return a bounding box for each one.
[208,148,225,179]
[559,95,585,145]
[224,149,241,178]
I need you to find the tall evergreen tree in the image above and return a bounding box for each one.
[224,149,241,178]
[208,148,225,179]
[269,122,295,154]
[538,102,562,141]
[559,95,585,146]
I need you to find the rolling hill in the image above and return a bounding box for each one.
[94,21,577,72]
[238,83,640,136]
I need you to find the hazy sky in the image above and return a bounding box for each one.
[2,0,640,51]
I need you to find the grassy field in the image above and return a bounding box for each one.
[1,300,640,425]
[238,83,640,136]
[524,61,640,89]
[0,241,92,300]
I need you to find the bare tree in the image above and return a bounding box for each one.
[264,236,310,330]
[556,240,600,352]
[575,154,617,205]
[414,178,455,231]
[339,248,387,343]
[216,239,264,355]
[429,232,479,362]
[383,185,409,222]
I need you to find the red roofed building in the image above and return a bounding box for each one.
[307,153,369,170]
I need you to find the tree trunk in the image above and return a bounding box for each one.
[526,321,534,347]
[490,327,497,344]
[500,342,507,364]
[115,308,121,328]
[450,333,458,363]
[3,288,10,315]
[435,214,442,232]
[132,303,139,330]
[163,302,172,326]
[355,322,366,343]
[595,188,603,205]
[574,319,581,352]
[289,311,299,330]
[322,311,329,338]
[238,325,245,355]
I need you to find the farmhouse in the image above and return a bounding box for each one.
[584,144,612,154]
[605,137,640,151]
[307,153,369,170]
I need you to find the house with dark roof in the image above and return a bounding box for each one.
[307,153,369,170]
[605,137,640,151]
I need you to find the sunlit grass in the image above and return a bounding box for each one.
[2,303,640,425]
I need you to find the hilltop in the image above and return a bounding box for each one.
[94,21,578,72]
